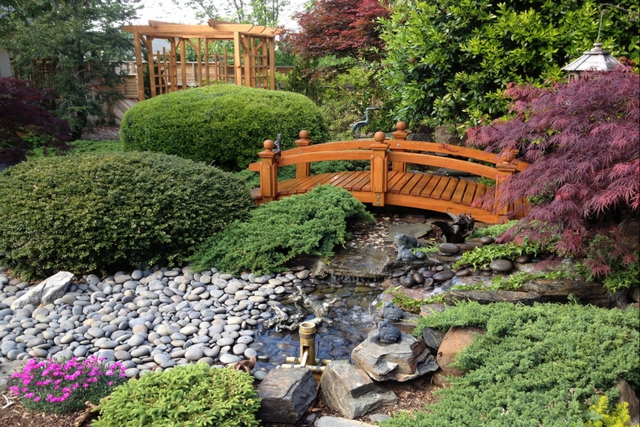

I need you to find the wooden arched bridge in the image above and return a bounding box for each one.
[248,122,529,224]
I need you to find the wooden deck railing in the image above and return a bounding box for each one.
[248,122,528,223]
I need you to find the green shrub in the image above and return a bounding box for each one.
[190,185,374,274]
[93,363,260,427]
[120,84,331,171]
[381,302,640,427]
[467,220,518,238]
[586,396,631,427]
[0,152,254,278]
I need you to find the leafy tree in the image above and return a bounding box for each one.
[171,0,289,26]
[0,0,138,139]
[0,78,72,166]
[467,69,639,277]
[288,0,389,61]
[379,0,640,128]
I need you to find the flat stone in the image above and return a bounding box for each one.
[219,353,242,364]
[314,416,377,427]
[445,290,541,305]
[257,368,317,424]
[439,243,459,254]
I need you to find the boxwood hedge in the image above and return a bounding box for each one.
[0,152,254,278]
[120,85,331,171]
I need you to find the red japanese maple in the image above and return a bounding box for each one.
[0,78,72,166]
[467,69,639,275]
[288,0,389,60]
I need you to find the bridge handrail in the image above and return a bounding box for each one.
[250,122,527,223]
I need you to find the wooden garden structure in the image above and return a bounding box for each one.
[123,20,281,100]
[248,122,530,224]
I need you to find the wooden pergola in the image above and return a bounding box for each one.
[123,20,281,100]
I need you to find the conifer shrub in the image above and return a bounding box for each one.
[120,84,331,171]
[381,302,639,427]
[467,69,639,279]
[0,152,253,278]
[190,185,375,274]
[92,363,260,427]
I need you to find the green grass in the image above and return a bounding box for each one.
[27,139,124,159]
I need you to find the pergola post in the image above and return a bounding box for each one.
[133,32,145,101]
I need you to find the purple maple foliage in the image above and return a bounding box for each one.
[467,68,639,276]
[0,78,72,166]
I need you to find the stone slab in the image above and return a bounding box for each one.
[321,360,396,419]
[257,367,317,424]
[315,416,377,427]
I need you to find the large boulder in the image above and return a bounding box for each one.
[320,360,397,419]
[257,367,317,424]
[351,330,438,382]
[10,271,74,310]
[433,326,485,387]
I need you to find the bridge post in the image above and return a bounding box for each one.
[494,149,519,222]
[295,130,312,179]
[258,139,279,202]
[370,131,389,207]
[391,121,409,173]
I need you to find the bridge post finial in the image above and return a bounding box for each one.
[391,122,409,173]
[295,130,312,179]
[258,139,279,202]
[370,133,389,207]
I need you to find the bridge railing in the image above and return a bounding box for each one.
[248,121,528,220]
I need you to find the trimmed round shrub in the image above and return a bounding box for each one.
[120,84,331,171]
[93,364,260,427]
[0,152,254,278]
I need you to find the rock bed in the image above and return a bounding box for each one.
[0,267,322,378]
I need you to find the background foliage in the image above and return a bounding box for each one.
[0,152,253,278]
[382,301,639,427]
[190,185,374,274]
[379,0,639,128]
[120,84,330,171]
[467,69,639,278]
[0,0,137,138]
[93,363,260,427]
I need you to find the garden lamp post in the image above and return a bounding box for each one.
[561,4,632,81]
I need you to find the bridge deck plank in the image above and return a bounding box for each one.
[441,177,460,201]
[431,176,450,199]
[451,180,468,203]
[400,173,424,195]
[420,175,442,198]
[410,174,434,196]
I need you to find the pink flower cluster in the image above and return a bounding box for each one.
[8,355,126,405]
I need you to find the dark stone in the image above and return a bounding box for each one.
[514,255,530,264]
[423,270,435,278]
[377,320,401,344]
[489,258,513,273]
[479,236,495,244]
[433,271,454,282]
[423,278,434,288]
[461,243,482,251]
[257,367,318,424]
[401,275,416,288]
[455,269,471,277]
[413,273,424,284]
[421,327,446,355]
[439,243,459,254]
[415,251,426,260]
[382,302,404,322]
